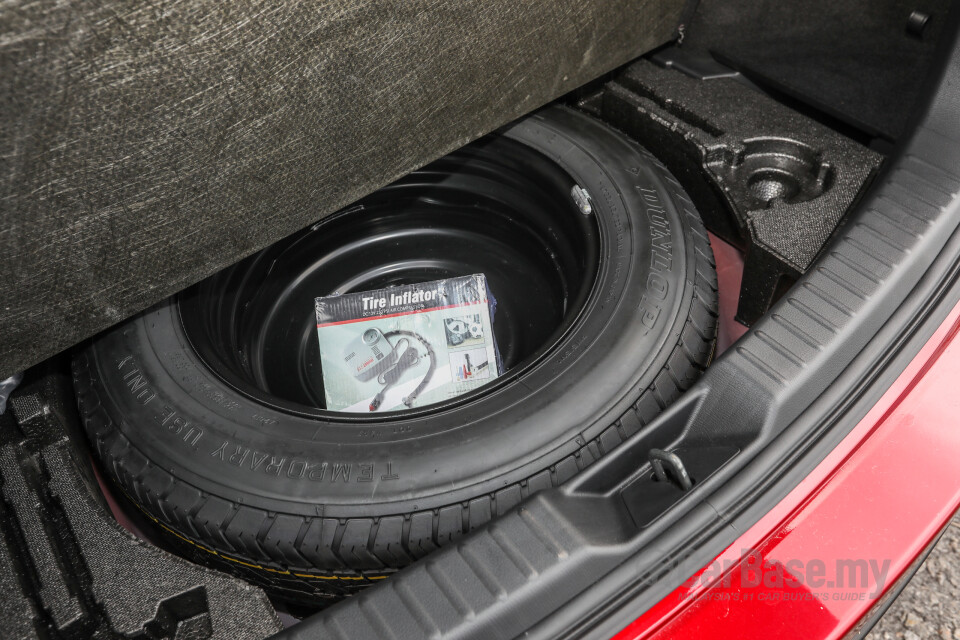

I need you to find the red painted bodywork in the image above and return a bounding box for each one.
[614,298,960,639]
[709,232,748,355]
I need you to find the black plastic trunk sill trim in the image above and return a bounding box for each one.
[279,8,960,640]
[548,195,960,640]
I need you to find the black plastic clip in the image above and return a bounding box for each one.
[649,448,694,492]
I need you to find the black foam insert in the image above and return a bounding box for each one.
[0,363,282,639]
[593,59,882,324]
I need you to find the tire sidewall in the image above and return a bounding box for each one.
[84,105,695,518]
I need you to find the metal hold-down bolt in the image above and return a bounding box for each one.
[571,185,593,215]
[906,10,931,38]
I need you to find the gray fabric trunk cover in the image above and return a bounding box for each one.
[0,0,683,379]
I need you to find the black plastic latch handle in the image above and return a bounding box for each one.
[649,448,694,491]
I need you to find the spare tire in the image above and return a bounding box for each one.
[72,105,718,603]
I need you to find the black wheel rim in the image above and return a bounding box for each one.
[178,135,601,418]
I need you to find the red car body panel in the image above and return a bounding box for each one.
[614,299,960,639]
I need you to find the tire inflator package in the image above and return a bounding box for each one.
[315,274,502,412]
